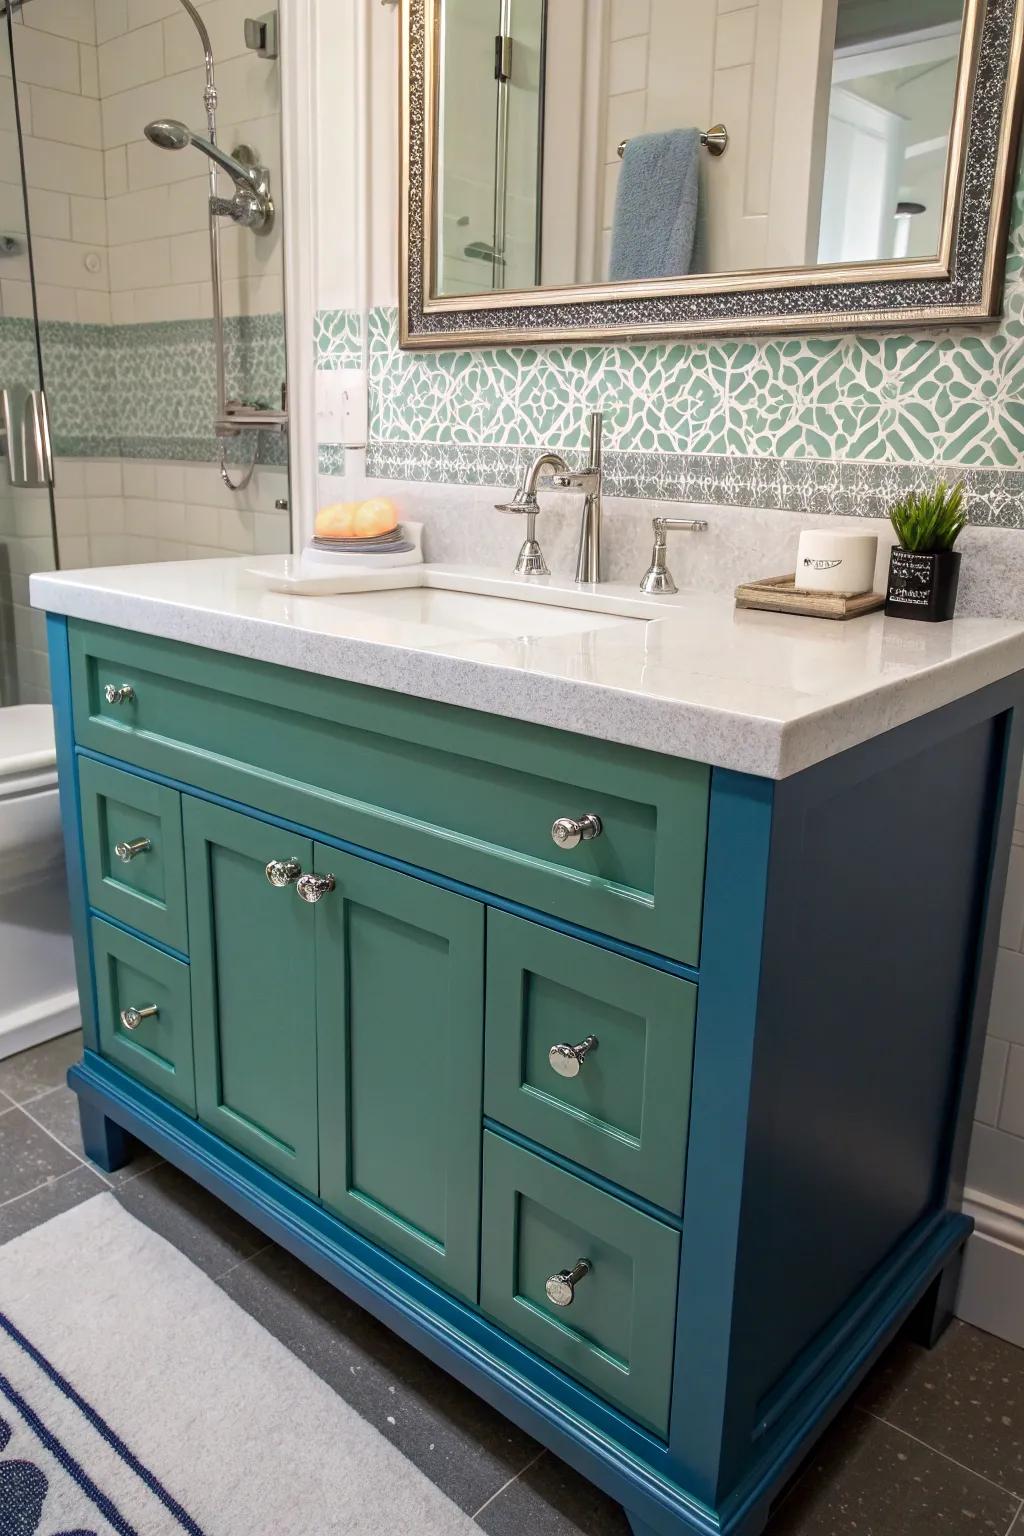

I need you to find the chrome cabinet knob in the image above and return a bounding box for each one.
[120,1003,158,1031]
[265,857,302,888]
[296,872,336,903]
[104,682,135,705]
[114,837,151,863]
[545,1259,592,1308]
[548,1035,598,1079]
[551,813,602,850]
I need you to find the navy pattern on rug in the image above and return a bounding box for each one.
[0,1311,204,1536]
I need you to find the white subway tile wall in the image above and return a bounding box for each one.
[53,457,288,569]
[5,0,289,575]
[966,769,1024,1215]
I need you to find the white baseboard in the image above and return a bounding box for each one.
[956,1188,1024,1348]
[0,990,81,1062]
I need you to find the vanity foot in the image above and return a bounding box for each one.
[907,1247,965,1350]
[78,1100,136,1174]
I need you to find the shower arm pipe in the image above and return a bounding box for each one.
[173,0,227,420]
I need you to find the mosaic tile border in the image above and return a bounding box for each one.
[365,440,1024,528]
[314,309,362,370]
[318,443,347,475]
[9,314,289,467]
[403,0,1021,341]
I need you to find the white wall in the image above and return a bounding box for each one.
[96,0,283,324]
[7,0,107,323]
[4,0,291,578]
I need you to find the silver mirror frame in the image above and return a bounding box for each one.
[400,0,1024,350]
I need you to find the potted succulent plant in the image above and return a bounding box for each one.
[885,481,968,622]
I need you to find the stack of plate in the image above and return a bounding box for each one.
[311,528,416,556]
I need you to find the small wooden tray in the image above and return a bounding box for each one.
[735,574,885,621]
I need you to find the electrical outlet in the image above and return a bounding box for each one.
[315,369,368,449]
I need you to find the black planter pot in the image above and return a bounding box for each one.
[885,548,962,622]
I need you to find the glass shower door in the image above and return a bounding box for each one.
[0,2,57,707]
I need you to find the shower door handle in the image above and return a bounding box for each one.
[1,384,53,488]
[34,388,54,488]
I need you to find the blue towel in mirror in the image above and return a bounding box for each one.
[609,129,701,282]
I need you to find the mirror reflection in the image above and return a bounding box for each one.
[434,0,966,297]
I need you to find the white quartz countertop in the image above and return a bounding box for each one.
[31,557,1024,779]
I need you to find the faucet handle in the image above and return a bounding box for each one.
[494,488,550,577]
[640,516,708,595]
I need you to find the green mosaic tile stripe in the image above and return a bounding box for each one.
[318,443,346,475]
[314,309,362,369]
[0,313,288,465]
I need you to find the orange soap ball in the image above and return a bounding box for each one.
[314,498,400,539]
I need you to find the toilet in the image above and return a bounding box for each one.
[0,705,79,1058]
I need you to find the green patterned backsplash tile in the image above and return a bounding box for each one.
[315,309,362,369]
[356,158,1024,521]
[318,443,346,475]
[9,313,288,464]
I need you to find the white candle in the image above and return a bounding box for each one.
[795,531,878,595]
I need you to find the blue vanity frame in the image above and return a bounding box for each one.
[46,610,1024,1536]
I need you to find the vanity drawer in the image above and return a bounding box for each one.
[92,917,195,1113]
[480,1132,680,1436]
[485,913,696,1212]
[79,757,187,951]
[69,620,710,964]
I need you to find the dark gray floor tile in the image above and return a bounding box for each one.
[0,1030,82,1105]
[474,1450,631,1535]
[0,1105,79,1204]
[859,1320,1024,1497]
[114,1161,266,1279]
[219,1242,541,1517]
[24,1084,162,1187]
[0,1165,107,1244]
[0,1032,82,1105]
[764,1407,1019,1535]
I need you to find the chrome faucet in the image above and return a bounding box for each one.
[495,412,605,582]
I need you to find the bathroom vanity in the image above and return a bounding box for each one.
[32,560,1024,1536]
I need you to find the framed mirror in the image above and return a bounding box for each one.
[400,0,1024,348]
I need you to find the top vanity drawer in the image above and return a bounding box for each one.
[69,620,709,963]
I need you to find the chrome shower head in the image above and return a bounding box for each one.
[144,118,191,150]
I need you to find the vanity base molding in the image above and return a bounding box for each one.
[69,1053,970,1536]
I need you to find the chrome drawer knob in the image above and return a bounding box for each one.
[104,682,135,705]
[551,813,602,851]
[114,837,151,863]
[548,1035,598,1079]
[120,1003,158,1030]
[265,857,302,888]
[296,872,336,903]
[545,1258,592,1308]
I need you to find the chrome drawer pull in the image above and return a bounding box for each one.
[548,1035,598,1079]
[265,857,302,888]
[114,837,151,863]
[120,1003,158,1031]
[296,872,336,903]
[545,1258,592,1308]
[103,682,135,705]
[551,813,602,851]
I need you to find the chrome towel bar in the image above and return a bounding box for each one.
[618,124,729,159]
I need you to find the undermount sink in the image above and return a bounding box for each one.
[323,587,648,646]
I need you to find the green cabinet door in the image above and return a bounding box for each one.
[316,847,485,1303]
[485,912,696,1212]
[92,917,195,1114]
[183,797,319,1196]
[80,757,188,951]
[481,1131,680,1436]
